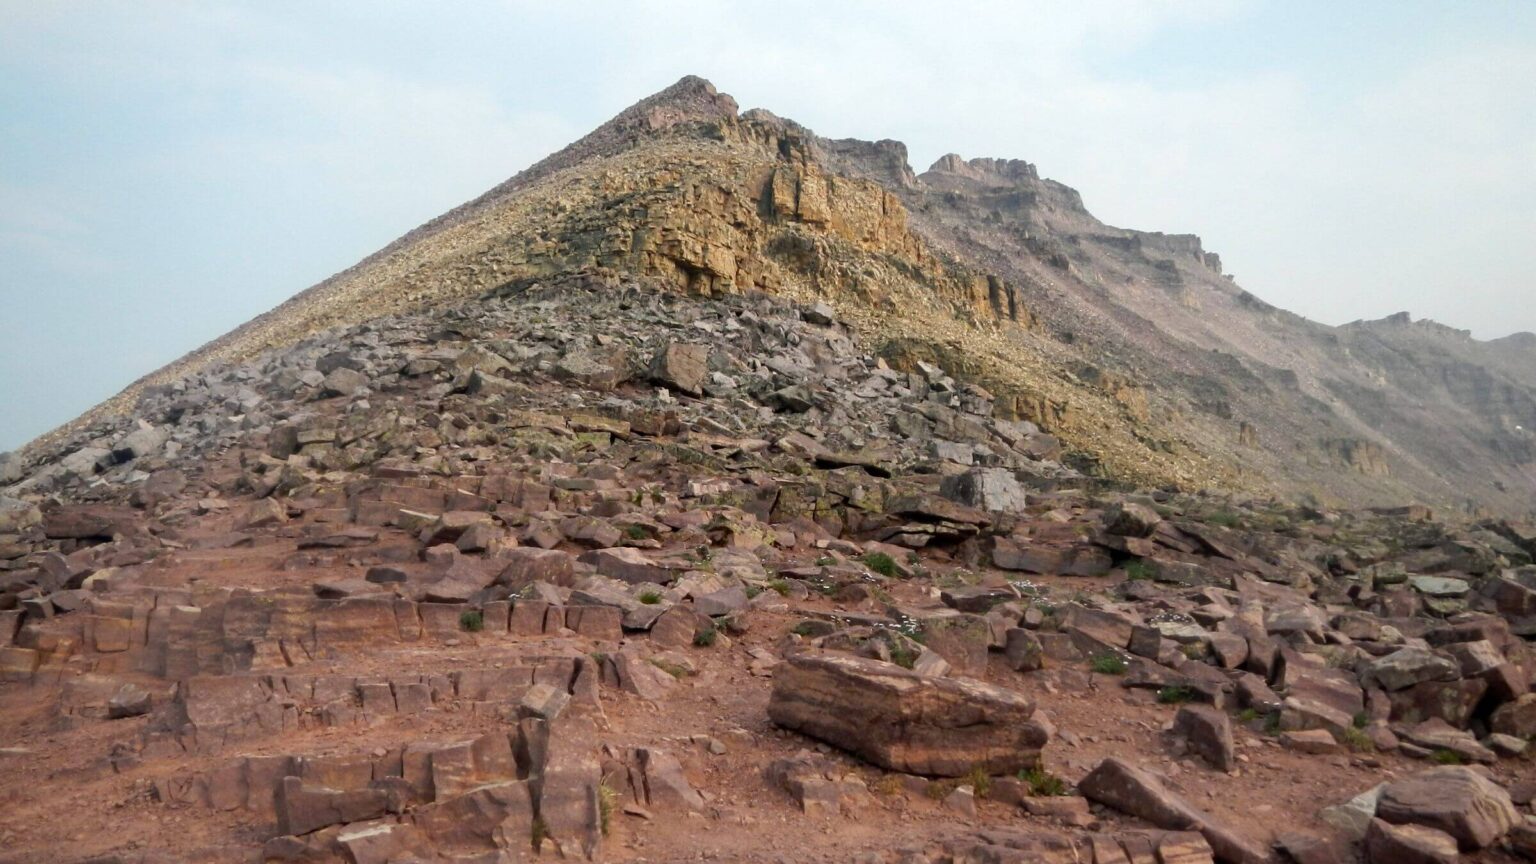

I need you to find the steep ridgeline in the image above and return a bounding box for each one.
[15,75,1536,517]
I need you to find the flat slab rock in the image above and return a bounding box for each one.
[1077,757,1269,864]
[766,652,1049,777]
[1375,765,1519,851]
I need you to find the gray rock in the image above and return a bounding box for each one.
[939,467,1027,514]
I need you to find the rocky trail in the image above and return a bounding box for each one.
[1,280,1535,863]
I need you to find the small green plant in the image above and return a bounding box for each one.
[1352,711,1369,729]
[871,774,904,797]
[624,524,649,540]
[1090,653,1128,675]
[1156,685,1196,704]
[1181,642,1206,660]
[649,658,692,679]
[889,643,919,669]
[862,551,899,578]
[598,783,617,835]
[790,621,821,637]
[693,624,719,648]
[964,765,992,799]
[1125,559,1159,581]
[1263,712,1282,736]
[459,610,484,632]
[531,817,548,850]
[925,780,954,800]
[1339,726,1375,753]
[1236,708,1260,724]
[815,555,835,567]
[1430,748,1464,765]
[767,578,791,596]
[1206,510,1241,528]
[745,584,763,599]
[638,590,663,605]
[1018,766,1068,797]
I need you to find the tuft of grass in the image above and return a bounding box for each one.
[598,783,617,835]
[862,552,899,578]
[1430,748,1463,765]
[1018,766,1068,797]
[1263,712,1282,736]
[1339,726,1375,753]
[638,590,663,605]
[925,780,954,800]
[1157,685,1196,704]
[964,765,992,799]
[745,584,763,599]
[649,658,692,679]
[1090,653,1128,675]
[1205,510,1241,528]
[624,524,649,540]
[693,624,718,648]
[815,555,835,567]
[790,621,821,637]
[872,774,904,797]
[890,643,919,670]
[1352,711,1369,729]
[1236,708,1260,724]
[767,578,791,596]
[459,610,484,632]
[1125,559,1159,581]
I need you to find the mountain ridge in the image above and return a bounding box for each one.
[14,75,1535,517]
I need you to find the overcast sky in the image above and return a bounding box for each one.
[3,1,1533,451]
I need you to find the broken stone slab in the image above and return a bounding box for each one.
[577,547,676,585]
[1360,648,1459,692]
[275,776,392,836]
[767,653,1050,777]
[1077,757,1269,863]
[648,342,709,397]
[1172,704,1234,771]
[1364,818,1458,864]
[939,467,1027,514]
[1375,765,1518,851]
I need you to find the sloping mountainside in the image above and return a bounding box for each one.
[12,75,1535,517]
[7,76,1536,864]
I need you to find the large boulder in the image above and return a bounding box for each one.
[1375,766,1518,851]
[648,343,709,396]
[939,467,1027,514]
[767,653,1049,777]
[1078,757,1268,863]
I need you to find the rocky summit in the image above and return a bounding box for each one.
[1,76,1535,864]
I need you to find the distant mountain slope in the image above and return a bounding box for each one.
[22,76,1535,517]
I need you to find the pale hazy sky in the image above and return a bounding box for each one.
[3,1,1534,450]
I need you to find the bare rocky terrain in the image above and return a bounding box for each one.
[3,77,1536,864]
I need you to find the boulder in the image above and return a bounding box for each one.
[1376,766,1518,850]
[1364,818,1458,864]
[1105,501,1163,538]
[1078,757,1268,863]
[1361,648,1458,692]
[939,468,1027,514]
[767,653,1049,777]
[1172,704,1234,771]
[649,343,709,396]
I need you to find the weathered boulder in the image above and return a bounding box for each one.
[1376,766,1518,851]
[940,467,1027,514]
[1364,817,1457,864]
[767,653,1049,777]
[1078,757,1268,863]
[649,342,709,396]
[1172,704,1234,771]
[1105,500,1163,538]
